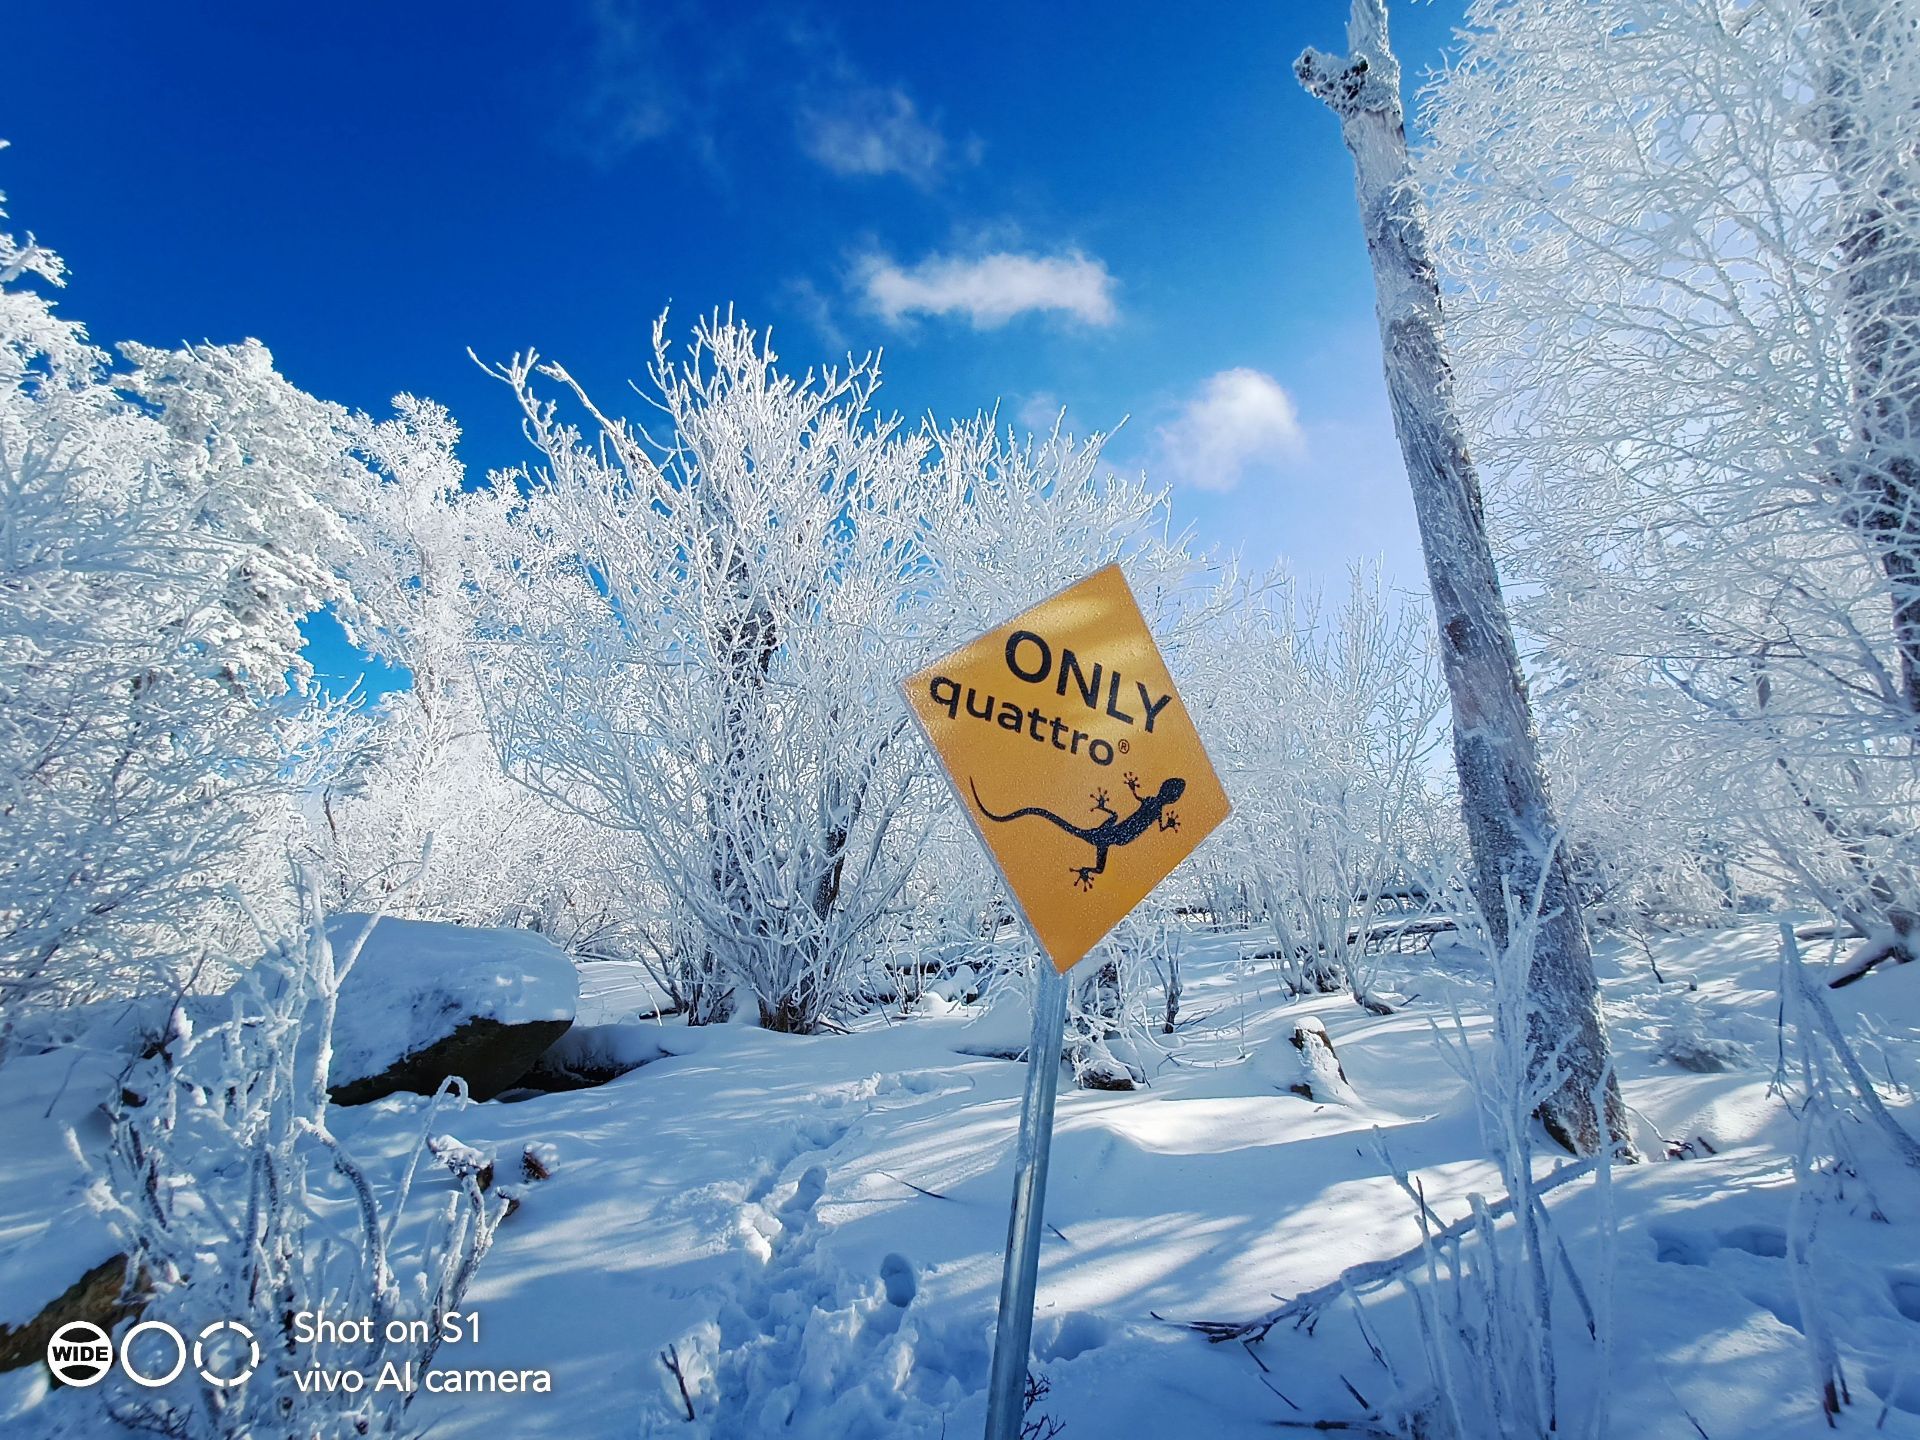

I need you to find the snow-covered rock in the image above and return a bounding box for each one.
[928,963,980,1005]
[0,1026,142,1372]
[1071,1035,1145,1091]
[519,1022,672,1091]
[951,981,1036,1061]
[325,915,579,1105]
[1656,1022,1751,1074]
[0,1255,138,1375]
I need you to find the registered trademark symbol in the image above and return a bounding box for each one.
[1118,739,1130,754]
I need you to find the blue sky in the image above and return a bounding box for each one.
[1,1,1468,693]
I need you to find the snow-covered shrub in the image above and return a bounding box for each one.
[1183,852,1259,932]
[304,682,647,950]
[83,870,506,1438]
[1064,907,1173,1090]
[908,406,1193,650]
[915,858,1004,1000]
[1191,568,1450,1012]
[621,883,733,1024]
[474,317,944,1035]
[1388,849,1621,1439]
[1528,666,1760,936]
[1769,926,1920,1420]
[0,186,356,1034]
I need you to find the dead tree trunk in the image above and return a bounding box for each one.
[1297,0,1624,1153]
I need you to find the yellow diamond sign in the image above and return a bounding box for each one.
[903,564,1231,972]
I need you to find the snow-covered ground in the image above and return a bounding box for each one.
[4,922,1918,1438]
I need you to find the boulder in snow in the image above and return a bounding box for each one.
[0,1254,141,1375]
[1656,1025,1749,1074]
[0,1012,151,1369]
[326,915,578,1105]
[519,1022,671,1092]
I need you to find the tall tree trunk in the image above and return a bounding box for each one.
[1298,0,1624,1153]
[709,544,778,1026]
[1815,0,1920,719]
[1802,0,1920,971]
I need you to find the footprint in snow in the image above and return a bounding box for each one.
[1649,1226,1713,1267]
[1890,1274,1920,1325]
[783,1163,827,1220]
[1033,1310,1114,1363]
[879,1252,916,1308]
[742,1118,853,1204]
[1719,1224,1787,1259]
[1647,1223,1787,1266]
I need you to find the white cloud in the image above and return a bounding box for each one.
[799,88,949,184]
[571,1,709,163]
[1016,392,1069,435]
[1154,368,1306,491]
[856,250,1118,329]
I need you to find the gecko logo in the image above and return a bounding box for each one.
[45,1321,114,1387]
[971,772,1185,891]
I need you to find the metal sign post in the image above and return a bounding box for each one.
[982,960,1069,1440]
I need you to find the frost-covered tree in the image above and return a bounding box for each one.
[1529,655,1757,931]
[1421,0,1920,975]
[474,320,1187,1033]
[1194,567,1450,1012]
[474,317,942,1033]
[1818,0,1920,706]
[306,687,642,943]
[0,183,354,1034]
[910,408,1191,646]
[300,396,639,950]
[1297,0,1621,1149]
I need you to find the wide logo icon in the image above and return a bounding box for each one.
[904,563,1230,971]
[45,1320,115,1387]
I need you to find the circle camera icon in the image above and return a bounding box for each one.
[44,1320,115,1387]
